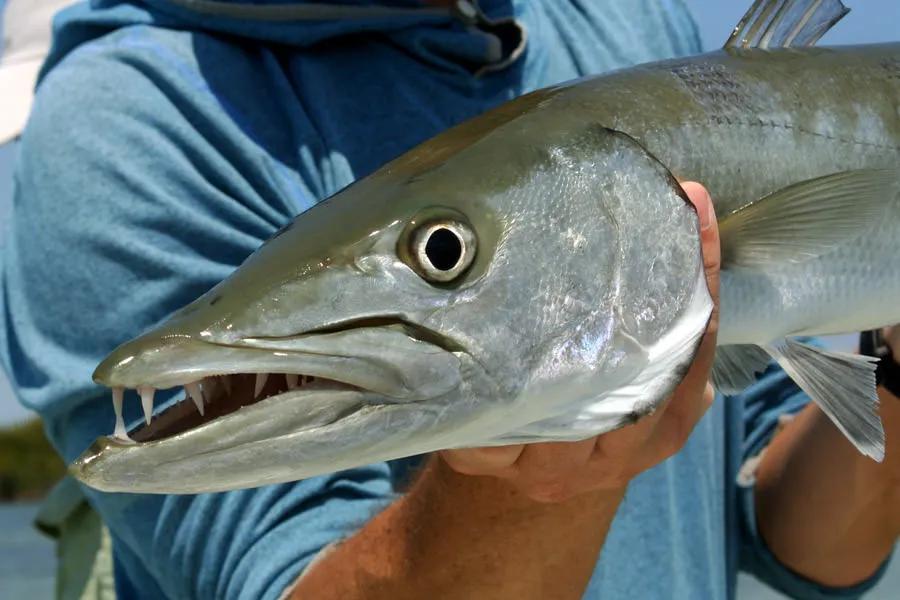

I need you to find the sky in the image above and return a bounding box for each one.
[0,0,895,424]
[684,0,899,49]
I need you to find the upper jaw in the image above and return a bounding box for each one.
[93,324,462,400]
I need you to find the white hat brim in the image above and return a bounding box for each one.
[0,58,42,145]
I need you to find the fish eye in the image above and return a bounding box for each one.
[408,220,476,283]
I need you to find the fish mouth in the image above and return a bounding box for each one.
[125,372,358,444]
[73,320,465,493]
[72,383,390,493]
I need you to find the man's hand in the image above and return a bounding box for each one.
[885,326,900,364]
[441,181,721,503]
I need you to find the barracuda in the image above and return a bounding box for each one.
[73,0,900,493]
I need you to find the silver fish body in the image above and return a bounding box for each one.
[71,6,900,492]
[567,44,900,344]
[76,117,712,491]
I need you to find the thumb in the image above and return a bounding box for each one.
[681,181,720,337]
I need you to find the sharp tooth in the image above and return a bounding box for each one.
[112,387,129,439]
[221,375,232,395]
[286,374,298,389]
[185,382,204,416]
[254,373,269,398]
[137,386,155,425]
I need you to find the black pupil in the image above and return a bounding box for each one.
[425,228,462,271]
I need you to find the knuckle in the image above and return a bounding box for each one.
[444,445,521,473]
[440,452,496,476]
[443,459,487,476]
[663,422,692,459]
[604,473,632,491]
[523,479,574,504]
[662,438,686,461]
[585,461,632,491]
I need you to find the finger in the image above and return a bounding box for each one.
[589,384,681,459]
[584,394,678,487]
[681,181,720,338]
[642,183,720,460]
[884,325,900,354]
[513,439,598,502]
[650,381,715,459]
[440,444,524,477]
[676,182,720,387]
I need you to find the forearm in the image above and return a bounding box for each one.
[290,457,624,599]
[755,388,900,587]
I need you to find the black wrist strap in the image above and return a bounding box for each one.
[860,330,900,399]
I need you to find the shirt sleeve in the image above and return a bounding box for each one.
[0,27,394,600]
[736,362,893,599]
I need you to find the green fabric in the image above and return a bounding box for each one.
[35,478,115,600]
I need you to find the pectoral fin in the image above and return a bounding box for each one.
[765,339,884,461]
[725,0,850,49]
[719,169,895,270]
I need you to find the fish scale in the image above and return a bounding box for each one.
[560,46,900,215]
[720,198,900,345]
[531,45,900,347]
[72,0,900,493]
[578,47,900,349]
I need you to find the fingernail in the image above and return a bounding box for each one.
[701,190,715,232]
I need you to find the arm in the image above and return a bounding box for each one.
[290,183,722,600]
[293,459,623,600]
[754,332,900,587]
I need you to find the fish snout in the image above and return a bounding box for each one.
[92,335,218,389]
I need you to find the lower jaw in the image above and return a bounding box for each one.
[72,386,376,493]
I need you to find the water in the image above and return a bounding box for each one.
[0,503,55,599]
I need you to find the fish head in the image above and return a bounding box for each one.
[75,98,711,493]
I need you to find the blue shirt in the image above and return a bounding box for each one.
[0,1,889,598]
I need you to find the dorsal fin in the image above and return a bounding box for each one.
[725,0,850,49]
